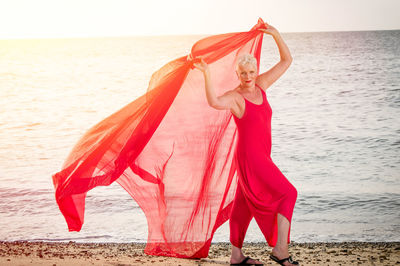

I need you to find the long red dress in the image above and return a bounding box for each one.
[229,84,298,248]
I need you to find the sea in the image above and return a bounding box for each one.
[0,30,399,244]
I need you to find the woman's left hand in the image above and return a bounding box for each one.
[259,23,278,36]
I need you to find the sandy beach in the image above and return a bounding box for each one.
[0,241,399,265]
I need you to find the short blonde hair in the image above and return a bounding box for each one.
[236,53,258,72]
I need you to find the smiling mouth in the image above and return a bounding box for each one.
[245,80,252,83]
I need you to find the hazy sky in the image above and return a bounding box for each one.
[1,0,399,39]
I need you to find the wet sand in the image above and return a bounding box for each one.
[0,241,399,265]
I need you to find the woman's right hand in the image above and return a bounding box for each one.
[193,57,209,73]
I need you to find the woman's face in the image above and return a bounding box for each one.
[237,63,257,88]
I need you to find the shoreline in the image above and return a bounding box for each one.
[0,241,399,265]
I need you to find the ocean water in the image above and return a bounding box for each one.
[0,30,399,244]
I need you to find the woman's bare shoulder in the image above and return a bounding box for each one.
[223,88,245,117]
[222,88,244,111]
[223,87,242,100]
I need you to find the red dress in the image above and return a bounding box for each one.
[230,84,298,248]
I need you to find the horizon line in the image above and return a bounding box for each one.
[1,28,399,41]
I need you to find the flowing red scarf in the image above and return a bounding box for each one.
[52,18,267,258]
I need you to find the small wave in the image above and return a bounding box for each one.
[26,235,113,242]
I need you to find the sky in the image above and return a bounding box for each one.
[0,0,399,39]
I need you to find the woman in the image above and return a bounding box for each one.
[194,23,299,266]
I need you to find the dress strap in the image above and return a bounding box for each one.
[255,83,264,94]
[255,84,266,101]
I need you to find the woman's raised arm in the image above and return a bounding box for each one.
[256,24,293,91]
[193,58,239,110]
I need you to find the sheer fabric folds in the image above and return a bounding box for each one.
[52,18,266,258]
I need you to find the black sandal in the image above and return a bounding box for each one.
[270,254,299,265]
[230,256,264,265]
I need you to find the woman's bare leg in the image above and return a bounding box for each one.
[271,213,298,266]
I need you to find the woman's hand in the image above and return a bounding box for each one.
[258,23,278,36]
[192,57,209,73]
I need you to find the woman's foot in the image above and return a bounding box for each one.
[230,246,263,265]
[230,255,264,265]
[271,247,299,266]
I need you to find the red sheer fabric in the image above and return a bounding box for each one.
[52,18,267,258]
